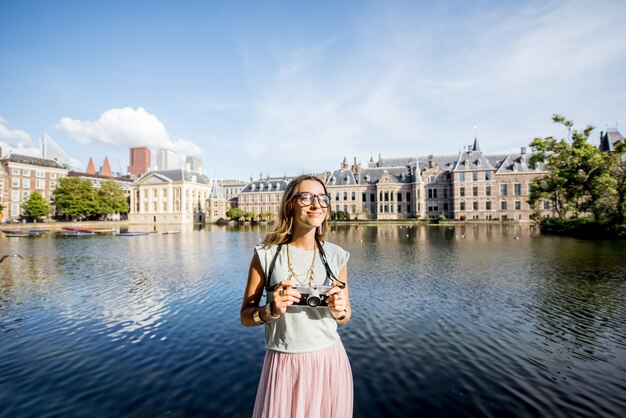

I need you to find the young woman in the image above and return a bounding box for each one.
[241,175,353,418]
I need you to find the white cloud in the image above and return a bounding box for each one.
[55,107,203,156]
[0,117,39,157]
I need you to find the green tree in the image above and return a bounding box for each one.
[529,115,619,220]
[226,208,245,220]
[21,192,51,220]
[97,179,129,216]
[260,210,275,221]
[244,211,257,221]
[52,177,99,219]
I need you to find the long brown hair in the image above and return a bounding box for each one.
[262,175,331,246]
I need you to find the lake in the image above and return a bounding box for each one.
[1,224,625,417]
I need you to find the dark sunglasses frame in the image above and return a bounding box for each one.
[293,192,331,208]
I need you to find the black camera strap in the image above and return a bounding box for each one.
[264,238,345,292]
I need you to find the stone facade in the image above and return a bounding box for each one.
[235,140,553,222]
[128,169,214,224]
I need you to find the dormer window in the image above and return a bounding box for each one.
[344,176,350,184]
[251,184,256,191]
[259,183,264,191]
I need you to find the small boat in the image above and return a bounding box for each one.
[56,231,97,237]
[2,230,46,237]
[162,231,181,235]
[117,231,149,236]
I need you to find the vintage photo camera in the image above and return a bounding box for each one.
[292,284,333,307]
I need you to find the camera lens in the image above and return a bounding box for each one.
[307,296,322,307]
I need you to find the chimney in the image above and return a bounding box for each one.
[467,145,472,154]
[521,147,527,155]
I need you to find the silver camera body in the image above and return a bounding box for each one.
[292,284,333,308]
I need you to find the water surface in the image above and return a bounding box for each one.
[1,224,625,417]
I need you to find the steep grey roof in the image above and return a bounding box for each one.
[491,152,543,174]
[417,155,458,172]
[327,166,416,185]
[240,176,293,193]
[209,181,224,199]
[1,153,65,169]
[600,129,624,152]
[452,149,495,171]
[137,169,211,184]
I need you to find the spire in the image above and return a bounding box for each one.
[100,156,113,177]
[209,181,224,199]
[472,127,481,152]
[86,157,96,175]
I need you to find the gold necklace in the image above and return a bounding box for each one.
[286,244,316,285]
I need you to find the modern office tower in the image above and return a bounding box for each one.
[156,148,179,170]
[128,147,151,177]
[40,133,71,168]
[185,155,202,173]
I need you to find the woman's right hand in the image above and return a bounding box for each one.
[271,280,301,316]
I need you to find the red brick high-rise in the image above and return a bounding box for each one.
[128,147,151,177]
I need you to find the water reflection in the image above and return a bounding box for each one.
[1,224,625,417]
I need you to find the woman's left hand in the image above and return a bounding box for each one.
[326,285,348,317]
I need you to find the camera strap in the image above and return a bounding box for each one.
[264,238,345,292]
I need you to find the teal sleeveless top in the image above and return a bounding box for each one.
[255,241,350,353]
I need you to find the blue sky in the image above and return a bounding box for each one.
[1,0,625,179]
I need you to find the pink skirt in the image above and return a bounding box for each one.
[252,341,353,418]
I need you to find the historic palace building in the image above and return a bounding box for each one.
[128,169,226,225]
[236,139,552,222]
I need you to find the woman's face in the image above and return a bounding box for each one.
[291,179,328,231]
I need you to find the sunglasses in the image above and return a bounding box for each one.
[293,192,331,208]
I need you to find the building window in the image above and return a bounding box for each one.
[515,200,521,210]
[406,191,411,201]
[460,202,466,211]
[50,173,57,179]
[12,178,20,188]
[543,201,550,210]
[371,193,375,202]
[486,186,491,196]
[36,171,45,178]
[472,186,478,197]
[428,189,438,199]
[23,170,31,177]
[459,173,465,182]
[11,203,20,216]
[473,201,478,210]
[22,179,31,188]
[443,202,448,211]
[343,192,348,201]
[407,204,411,213]
[459,187,465,197]
[11,190,20,201]
[384,191,389,201]
[50,181,56,189]
[22,191,29,200]
[335,192,340,201]
[486,201,492,210]
[36,180,45,189]
[472,172,478,181]
[514,183,522,196]
[501,201,507,210]
[397,192,402,202]
[362,192,367,202]
[500,184,508,196]
[443,188,448,198]
[485,171,492,180]
[429,176,437,184]
[351,191,355,201]
[12,168,20,176]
